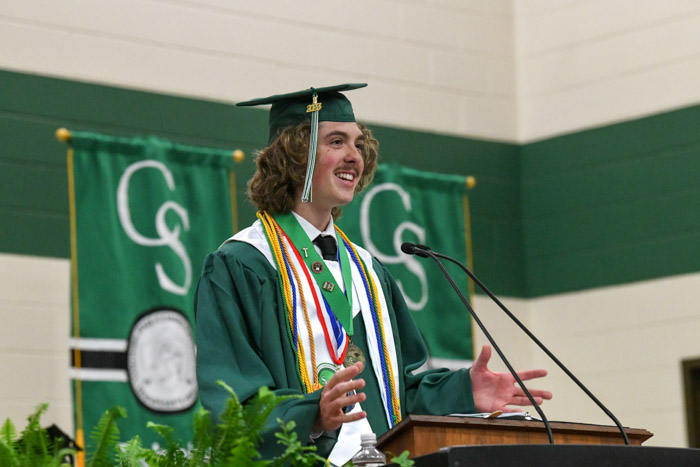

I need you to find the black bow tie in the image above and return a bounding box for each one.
[313,235,337,261]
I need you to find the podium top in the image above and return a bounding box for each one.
[377,415,653,458]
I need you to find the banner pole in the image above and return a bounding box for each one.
[463,175,477,360]
[230,149,246,234]
[64,131,85,467]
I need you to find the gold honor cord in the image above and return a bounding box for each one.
[60,127,86,467]
[258,212,318,392]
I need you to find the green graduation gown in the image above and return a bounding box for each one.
[195,239,476,459]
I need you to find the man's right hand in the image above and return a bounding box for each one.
[313,362,367,433]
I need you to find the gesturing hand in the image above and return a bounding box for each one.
[470,345,553,413]
[313,362,367,433]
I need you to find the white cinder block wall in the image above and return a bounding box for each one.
[0,255,73,433]
[2,0,700,449]
[515,0,700,141]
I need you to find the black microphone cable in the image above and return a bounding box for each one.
[404,242,630,445]
[401,242,555,444]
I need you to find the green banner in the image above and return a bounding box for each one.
[338,163,474,363]
[67,132,236,456]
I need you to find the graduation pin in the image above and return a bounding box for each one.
[311,261,324,273]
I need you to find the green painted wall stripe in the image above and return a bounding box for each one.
[521,106,700,297]
[4,69,699,298]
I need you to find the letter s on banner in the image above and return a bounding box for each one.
[360,183,428,311]
[116,160,192,296]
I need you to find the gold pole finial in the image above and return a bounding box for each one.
[56,128,72,142]
[233,149,245,163]
[466,175,477,190]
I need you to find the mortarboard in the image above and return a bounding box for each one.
[237,83,367,203]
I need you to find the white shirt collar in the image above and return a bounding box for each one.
[292,211,336,242]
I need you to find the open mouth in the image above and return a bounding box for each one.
[336,172,355,182]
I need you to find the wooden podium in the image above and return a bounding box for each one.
[376,415,653,458]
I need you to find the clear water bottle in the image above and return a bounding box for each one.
[350,433,386,466]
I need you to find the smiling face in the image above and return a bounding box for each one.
[294,121,365,227]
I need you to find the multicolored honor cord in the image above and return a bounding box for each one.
[258,212,318,392]
[336,227,402,427]
[257,211,401,426]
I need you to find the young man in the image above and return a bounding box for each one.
[195,84,551,465]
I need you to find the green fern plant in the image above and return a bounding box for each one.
[4,382,415,466]
[113,435,147,466]
[111,381,325,466]
[0,404,74,467]
[87,406,126,467]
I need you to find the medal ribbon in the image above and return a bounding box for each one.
[282,228,348,365]
[259,211,348,372]
[274,212,354,336]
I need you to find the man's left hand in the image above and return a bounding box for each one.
[469,344,553,413]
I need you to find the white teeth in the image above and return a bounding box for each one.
[337,173,354,181]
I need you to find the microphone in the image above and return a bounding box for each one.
[402,242,630,445]
[399,242,430,258]
[401,242,554,443]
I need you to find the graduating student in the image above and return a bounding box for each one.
[195,84,551,465]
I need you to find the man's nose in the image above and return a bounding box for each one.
[344,144,362,163]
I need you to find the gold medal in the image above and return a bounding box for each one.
[343,341,366,369]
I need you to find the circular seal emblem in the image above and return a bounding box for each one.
[311,261,324,274]
[317,362,338,386]
[127,308,198,413]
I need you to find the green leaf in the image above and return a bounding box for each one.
[87,406,126,467]
[48,447,77,467]
[270,418,325,467]
[18,403,51,461]
[225,438,265,467]
[146,421,192,466]
[390,450,416,467]
[212,380,245,462]
[114,435,150,466]
[1,418,17,444]
[187,407,212,466]
[0,437,19,467]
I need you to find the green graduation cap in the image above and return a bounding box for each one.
[237,83,367,203]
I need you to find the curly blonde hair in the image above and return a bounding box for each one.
[247,121,378,218]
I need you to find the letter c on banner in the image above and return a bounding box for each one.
[360,183,428,311]
[117,160,191,296]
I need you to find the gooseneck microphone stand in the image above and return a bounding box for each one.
[401,243,555,444]
[404,242,630,445]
